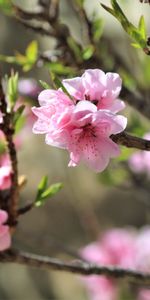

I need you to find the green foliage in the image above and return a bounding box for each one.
[82,45,95,60]
[0,41,38,71]
[67,37,82,63]
[39,80,50,89]
[0,0,12,14]
[92,18,104,43]
[35,176,63,207]
[7,72,18,110]
[51,73,73,100]
[48,62,75,76]
[13,105,25,128]
[101,0,148,51]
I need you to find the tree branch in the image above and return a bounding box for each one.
[0,249,150,285]
[0,77,19,227]
[111,131,150,150]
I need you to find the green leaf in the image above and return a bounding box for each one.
[48,62,74,76]
[0,0,12,14]
[138,15,146,40]
[39,80,50,89]
[13,105,25,127]
[67,37,82,63]
[41,183,63,199]
[92,18,104,42]
[7,72,19,109]
[100,3,116,18]
[101,1,147,50]
[37,175,48,195]
[26,40,38,63]
[35,180,63,207]
[131,42,141,49]
[51,73,73,100]
[82,45,95,60]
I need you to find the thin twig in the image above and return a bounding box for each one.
[0,249,150,285]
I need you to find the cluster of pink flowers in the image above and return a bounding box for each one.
[32,69,127,172]
[0,209,11,251]
[129,133,150,176]
[81,228,150,300]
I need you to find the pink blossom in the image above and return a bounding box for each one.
[81,227,150,300]
[80,243,118,300]
[128,133,150,175]
[101,229,136,268]
[0,154,12,190]
[32,89,73,135]
[18,78,41,98]
[138,289,150,300]
[32,76,127,172]
[63,69,124,112]
[0,209,11,251]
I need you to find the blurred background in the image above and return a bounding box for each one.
[0,0,150,299]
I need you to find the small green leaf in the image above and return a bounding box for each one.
[101,1,147,51]
[92,18,104,42]
[13,105,25,127]
[39,80,50,89]
[41,183,63,199]
[100,3,116,18]
[0,55,17,63]
[35,181,63,207]
[26,40,38,63]
[48,62,74,76]
[67,37,82,63]
[7,72,19,109]
[51,73,73,100]
[138,15,146,40]
[131,42,141,49]
[82,45,95,60]
[37,175,48,195]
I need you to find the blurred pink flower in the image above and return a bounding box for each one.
[18,78,41,98]
[32,70,127,172]
[81,243,118,300]
[128,133,150,175]
[0,209,11,251]
[81,227,150,300]
[101,228,136,268]
[63,69,124,112]
[138,289,150,300]
[0,154,12,190]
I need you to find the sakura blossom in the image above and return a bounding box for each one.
[0,209,11,251]
[128,133,150,176]
[0,154,12,190]
[81,228,150,300]
[63,69,125,113]
[32,70,127,172]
